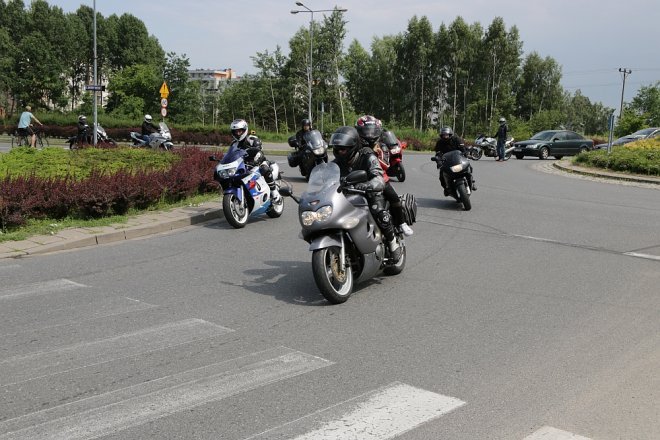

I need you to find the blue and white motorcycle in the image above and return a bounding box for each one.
[210,144,284,228]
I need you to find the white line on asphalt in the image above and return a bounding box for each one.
[0,319,234,386]
[0,264,21,272]
[0,347,333,440]
[623,252,660,261]
[523,426,591,440]
[0,279,87,301]
[245,382,466,440]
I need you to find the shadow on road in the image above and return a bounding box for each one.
[415,196,465,211]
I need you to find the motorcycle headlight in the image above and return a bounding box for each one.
[312,146,325,156]
[216,166,237,179]
[450,164,466,173]
[300,205,333,226]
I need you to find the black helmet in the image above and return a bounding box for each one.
[355,115,382,146]
[440,126,453,137]
[301,118,311,130]
[329,126,359,164]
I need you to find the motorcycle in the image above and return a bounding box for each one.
[287,129,329,181]
[431,150,474,211]
[380,131,407,182]
[130,122,174,151]
[471,134,515,160]
[209,143,284,229]
[68,123,117,149]
[280,161,407,304]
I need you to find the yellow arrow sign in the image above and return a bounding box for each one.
[159,81,169,99]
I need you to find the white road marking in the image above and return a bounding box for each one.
[0,319,233,385]
[623,252,660,261]
[246,382,466,439]
[0,347,333,440]
[523,426,591,440]
[0,279,87,301]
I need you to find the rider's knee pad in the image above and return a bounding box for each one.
[376,209,391,225]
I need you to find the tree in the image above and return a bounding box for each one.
[162,52,199,123]
[106,64,160,119]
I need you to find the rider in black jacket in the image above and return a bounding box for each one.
[434,127,476,193]
[141,114,159,143]
[330,125,402,262]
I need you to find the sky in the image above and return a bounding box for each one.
[50,0,660,113]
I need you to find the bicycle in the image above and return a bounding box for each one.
[11,125,49,149]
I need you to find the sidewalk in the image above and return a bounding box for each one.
[553,159,660,185]
[0,202,222,259]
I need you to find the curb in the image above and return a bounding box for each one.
[553,160,660,185]
[0,206,222,259]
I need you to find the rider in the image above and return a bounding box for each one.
[434,126,476,194]
[289,118,312,165]
[77,115,90,144]
[141,114,159,143]
[329,125,402,262]
[230,118,280,202]
[494,117,508,161]
[356,115,413,237]
[17,105,43,148]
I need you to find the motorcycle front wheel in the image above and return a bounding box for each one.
[312,246,353,304]
[222,193,249,228]
[456,182,472,211]
[470,149,483,160]
[395,164,406,182]
[266,195,284,218]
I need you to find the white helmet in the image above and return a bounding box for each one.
[144,114,153,123]
[230,119,249,142]
[499,117,506,124]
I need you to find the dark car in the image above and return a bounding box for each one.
[594,127,660,150]
[513,130,594,160]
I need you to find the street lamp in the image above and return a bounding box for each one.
[291,2,347,124]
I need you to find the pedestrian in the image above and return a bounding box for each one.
[17,105,43,148]
[494,117,508,161]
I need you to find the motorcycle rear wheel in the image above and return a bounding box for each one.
[456,182,472,211]
[222,193,249,228]
[312,247,353,304]
[383,243,406,275]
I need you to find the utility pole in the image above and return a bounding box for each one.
[618,68,632,119]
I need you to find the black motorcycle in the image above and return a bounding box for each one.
[431,150,474,211]
[287,129,328,181]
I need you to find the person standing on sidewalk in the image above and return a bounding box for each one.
[494,117,508,161]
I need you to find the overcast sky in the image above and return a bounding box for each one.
[52,0,659,112]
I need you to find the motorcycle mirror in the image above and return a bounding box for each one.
[431,156,437,162]
[344,170,368,185]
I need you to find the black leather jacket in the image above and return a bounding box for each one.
[434,135,465,155]
[334,146,385,193]
[141,121,159,136]
[494,124,508,142]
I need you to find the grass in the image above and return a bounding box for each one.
[0,192,220,243]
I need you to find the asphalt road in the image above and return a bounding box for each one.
[1,154,658,439]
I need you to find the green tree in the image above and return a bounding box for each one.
[162,52,199,123]
[106,64,160,119]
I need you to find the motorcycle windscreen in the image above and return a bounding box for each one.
[221,143,247,164]
[303,130,325,149]
[305,162,340,195]
[380,130,399,147]
[159,122,170,132]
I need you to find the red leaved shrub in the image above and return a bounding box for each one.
[0,148,221,230]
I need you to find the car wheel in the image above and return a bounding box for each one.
[539,147,549,160]
[579,146,589,154]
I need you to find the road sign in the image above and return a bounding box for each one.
[160,107,167,117]
[161,98,168,108]
[159,82,169,99]
[85,84,105,91]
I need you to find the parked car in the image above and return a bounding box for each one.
[513,130,594,160]
[594,127,660,149]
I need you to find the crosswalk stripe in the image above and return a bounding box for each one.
[0,347,333,440]
[0,279,86,301]
[523,426,592,440]
[246,382,466,440]
[0,319,233,386]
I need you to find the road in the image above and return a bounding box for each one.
[1,154,658,439]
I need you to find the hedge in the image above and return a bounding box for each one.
[573,138,660,176]
[0,148,222,230]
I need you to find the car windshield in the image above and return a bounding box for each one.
[530,131,557,141]
[305,161,340,194]
[303,129,325,149]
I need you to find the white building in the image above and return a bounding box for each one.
[188,68,239,92]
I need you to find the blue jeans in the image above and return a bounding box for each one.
[496,139,505,160]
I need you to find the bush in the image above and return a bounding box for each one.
[574,138,660,176]
[0,147,221,230]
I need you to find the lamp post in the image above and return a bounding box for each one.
[291,2,347,124]
[93,0,98,146]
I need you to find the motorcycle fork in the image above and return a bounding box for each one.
[340,233,346,269]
